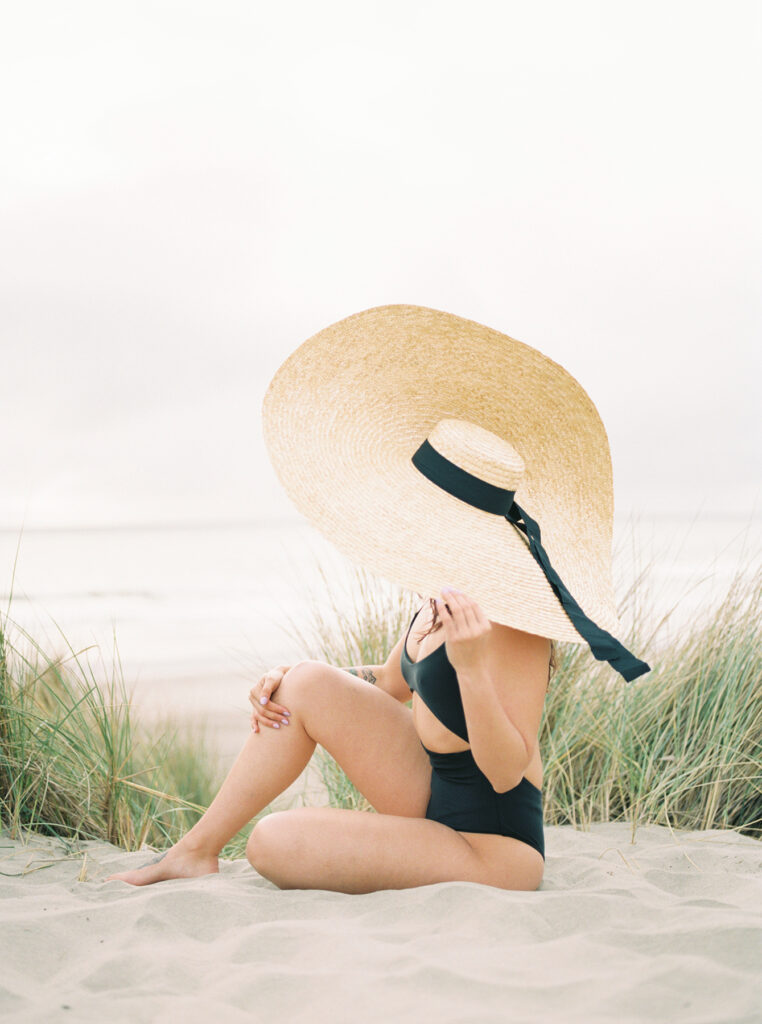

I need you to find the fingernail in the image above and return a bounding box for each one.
[282,718,289,725]
[260,697,267,705]
[273,723,280,729]
[283,710,290,715]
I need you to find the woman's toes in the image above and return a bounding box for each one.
[104,869,152,885]
[103,848,219,886]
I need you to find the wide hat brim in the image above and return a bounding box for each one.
[261,304,622,644]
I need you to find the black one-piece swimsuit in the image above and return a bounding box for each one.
[400,606,545,861]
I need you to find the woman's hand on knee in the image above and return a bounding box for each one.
[249,666,292,731]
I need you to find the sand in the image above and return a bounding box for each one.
[0,821,759,1024]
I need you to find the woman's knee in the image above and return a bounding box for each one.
[246,813,275,868]
[283,660,332,687]
[277,660,335,707]
[246,811,298,871]
[249,661,329,740]
[287,659,325,675]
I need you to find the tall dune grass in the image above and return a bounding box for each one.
[0,621,235,855]
[1,524,760,866]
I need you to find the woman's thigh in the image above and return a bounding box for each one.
[247,806,498,894]
[273,660,432,819]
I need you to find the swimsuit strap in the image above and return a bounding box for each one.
[404,602,427,654]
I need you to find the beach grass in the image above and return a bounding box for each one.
[0,620,228,854]
[1,525,760,863]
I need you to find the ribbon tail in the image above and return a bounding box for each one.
[506,503,651,683]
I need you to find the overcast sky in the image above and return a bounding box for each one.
[1,0,759,529]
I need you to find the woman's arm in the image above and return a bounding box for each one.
[342,665,384,685]
[341,632,414,704]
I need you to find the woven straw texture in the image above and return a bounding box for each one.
[261,304,622,644]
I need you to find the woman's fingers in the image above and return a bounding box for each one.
[251,708,289,729]
[250,698,291,724]
[257,694,291,716]
[261,671,291,707]
[249,671,290,729]
[259,703,291,724]
[249,665,295,731]
[249,673,291,716]
[442,587,479,632]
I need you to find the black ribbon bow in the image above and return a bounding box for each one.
[411,438,651,683]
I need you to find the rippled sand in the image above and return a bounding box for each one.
[0,821,759,1023]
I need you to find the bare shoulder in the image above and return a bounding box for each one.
[487,618,551,650]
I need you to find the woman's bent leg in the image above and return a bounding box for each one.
[179,711,316,858]
[104,660,432,886]
[104,720,316,885]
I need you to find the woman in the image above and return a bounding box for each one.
[105,304,649,893]
[106,587,557,892]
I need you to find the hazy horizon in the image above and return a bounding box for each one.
[0,506,760,535]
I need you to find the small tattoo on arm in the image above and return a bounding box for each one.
[346,667,377,684]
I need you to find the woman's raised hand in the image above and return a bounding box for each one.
[249,665,292,732]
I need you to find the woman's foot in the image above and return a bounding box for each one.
[104,839,219,886]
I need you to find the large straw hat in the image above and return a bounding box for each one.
[261,304,650,682]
